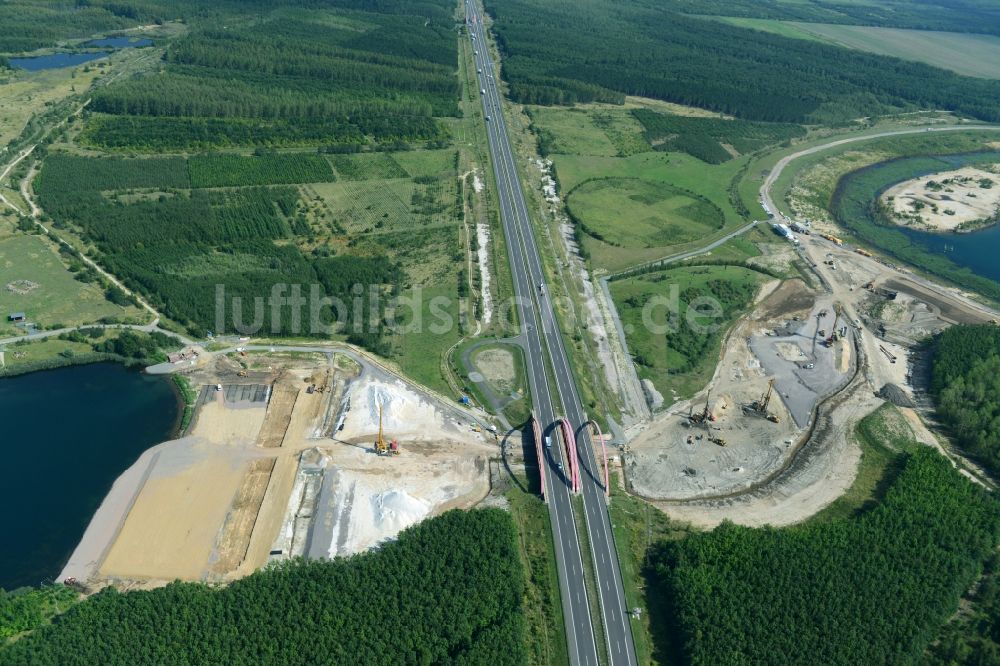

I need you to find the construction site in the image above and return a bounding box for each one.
[61,347,495,588]
[619,211,999,526]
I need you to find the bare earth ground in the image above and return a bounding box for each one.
[473,347,516,391]
[882,165,1000,232]
[62,351,494,588]
[625,279,856,502]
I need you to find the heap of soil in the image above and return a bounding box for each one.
[877,383,915,408]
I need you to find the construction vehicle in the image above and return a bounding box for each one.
[374,403,399,456]
[820,233,844,246]
[856,248,873,258]
[688,397,714,425]
[744,378,780,423]
[237,370,248,377]
[710,436,727,447]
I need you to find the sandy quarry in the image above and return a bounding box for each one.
[623,279,862,501]
[882,165,1000,232]
[62,350,493,588]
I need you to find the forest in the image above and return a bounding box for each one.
[930,324,1000,478]
[35,153,401,345]
[632,110,805,164]
[80,1,457,151]
[652,447,1000,665]
[664,0,1000,36]
[483,0,1000,123]
[0,510,528,666]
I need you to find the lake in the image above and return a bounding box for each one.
[0,362,178,590]
[8,52,110,72]
[832,151,1000,299]
[899,222,1000,283]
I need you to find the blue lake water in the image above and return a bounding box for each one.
[8,51,110,72]
[899,223,1000,283]
[0,363,178,590]
[83,37,152,48]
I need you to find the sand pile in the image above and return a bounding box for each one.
[339,376,454,441]
[338,481,430,555]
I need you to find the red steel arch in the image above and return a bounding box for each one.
[586,419,611,498]
[531,413,546,502]
[559,417,580,493]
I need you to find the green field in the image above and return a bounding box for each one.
[557,152,749,271]
[714,18,1000,79]
[611,264,764,399]
[0,233,141,336]
[566,178,724,249]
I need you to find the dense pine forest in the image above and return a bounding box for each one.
[931,324,1000,478]
[631,111,805,164]
[484,0,1000,123]
[0,510,527,666]
[79,1,457,150]
[652,447,1000,665]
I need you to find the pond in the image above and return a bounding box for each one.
[0,362,178,590]
[8,51,110,72]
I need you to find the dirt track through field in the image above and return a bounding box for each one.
[210,458,276,575]
[257,384,299,448]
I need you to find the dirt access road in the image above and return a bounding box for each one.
[760,124,1000,216]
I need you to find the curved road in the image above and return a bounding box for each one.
[760,124,1000,215]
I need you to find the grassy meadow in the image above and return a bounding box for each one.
[610,264,764,399]
[0,233,141,336]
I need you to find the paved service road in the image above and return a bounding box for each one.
[466,4,638,665]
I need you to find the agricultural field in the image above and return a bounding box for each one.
[0,232,142,336]
[560,152,748,271]
[610,264,764,399]
[713,19,1000,80]
[525,102,771,271]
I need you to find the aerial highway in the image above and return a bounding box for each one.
[466,3,638,665]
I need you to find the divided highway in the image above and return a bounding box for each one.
[466,4,638,665]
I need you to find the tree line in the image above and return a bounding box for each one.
[652,447,1000,665]
[484,0,1000,124]
[0,510,528,665]
[931,324,1000,478]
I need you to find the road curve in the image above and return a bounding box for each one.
[760,124,1000,215]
